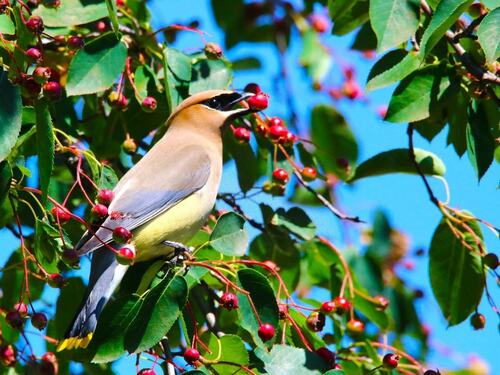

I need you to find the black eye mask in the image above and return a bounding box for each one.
[202,92,251,111]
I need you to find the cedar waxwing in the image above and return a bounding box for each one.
[57,90,255,351]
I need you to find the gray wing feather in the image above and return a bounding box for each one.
[76,146,211,255]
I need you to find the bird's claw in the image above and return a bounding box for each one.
[163,240,192,269]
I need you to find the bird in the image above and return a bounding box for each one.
[57,89,255,351]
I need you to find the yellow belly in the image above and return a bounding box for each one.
[131,192,210,262]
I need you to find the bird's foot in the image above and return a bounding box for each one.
[163,240,193,268]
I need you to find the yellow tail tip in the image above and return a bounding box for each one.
[56,333,93,352]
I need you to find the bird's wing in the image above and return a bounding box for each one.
[75,145,211,255]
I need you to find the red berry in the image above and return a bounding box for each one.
[333,297,351,314]
[26,47,42,63]
[470,313,485,330]
[116,0,125,6]
[141,96,157,113]
[13,302,28,317]
[67,35,84,50]
[341,79,361,99]
[113,226,132,243]
[96,20,107,32]
[247,93,269,110]
[91,203,108,219]
[51,206,71,223]
[116,247,135,265]
[258,323,275,342]
[21,75,42,97]
[374,295,389,311]
[320,301,335,314]
[306,311,325,332]
[48,68,60,82]
[281,131,296,146]
[383,353,400,369]
[220,292,238,310]
[362,50,376,59]
[48,273,65,288]
[184,348,200,364]
[316,347,335,367]
[6,310,23,329]
[233,127,251,143]
[39,352,58,375]
[43,81,62,100]
[33,66,51,84]
[346,319,365,335]
[0,345,16,367]
[272,168,289,184]
[310,14,329,33]
[138,369,156,375]
[328,88,342,100]
[377,105,388,119]
[25,15,44,34]
[204,42,223,59]
[31,312,48,330]
[268,116,284,128]
[62,249,79,267]
[268,124,288,142]
[302,167,317,181]
[97,189,114,206]
[115,94,128,110]
[342,66,355,80]
[483,253,498,269]
[244,83,261,94]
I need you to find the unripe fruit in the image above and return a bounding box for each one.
[220,292,238,310]
[0,345,16,367]
[123,138,137,154]
[43,81,62,101]
[67,35,84,50]
[483,253,498,269]
[51,206,71,223]
[33,66,51,84]
[310,14,329,33]
[113,226,132,243]
[96,20,107,32]
[116,247,135,265]
[233,127,251,143]
[97,189,114,206]
[48,273,65,288]
[333,297,351,314]
[306,311,325,332]
[204,42,223,59]
[39,352,58,375]
[258,323,275,341]
[91,203,108,219]
[320,301,335,314]
[244,82,261,94]
[470,312,485,330]
[62,249,79,267]
[247,93,269,110]
[383,353,399,369]
[272,168,289,184]
[25,15,44,34]
[6,310,23,329]
[302,167,317,181]
[13,302,28,317]
[26,47,42,63]
[184,348,200,364]
[316,347,335,367]
[31,312,48,330]
[374,295,389,311]
[141,96,157,112]
[138,369,157,375]
[346,319,365,335]
[116,0,125,7]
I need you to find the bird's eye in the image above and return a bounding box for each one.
[206,98,221,109]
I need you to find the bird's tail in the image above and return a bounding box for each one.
[57,248,128,351]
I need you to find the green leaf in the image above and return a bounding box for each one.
[329,0,370,35]
[34,219,63,273]
[105,0,120,36]
[369,0,420,52]
[299,30,332,82]
[271,207,316,240]
[429,219,484,325]
[0,68,22,162]
[33,0,108,27]
[366,50,422,92]
[0,14,15,34]
[477,7,500,63]
[466,103,495,180]
[200,333,249,375]
[255,345,328,374]
[351,22,377,51]
[385,66,450,123]
[66,33,127,96]
[349,148,446,182]
[98,164,118,190]
[237,268,279,346]
[419,0,474,56]
[189,58,232,95]
[34,99,54,206]
[446,87,469,156]
[483,0,500,8]
[209,212,248,256]
[353,292,390,330]
[310,105,358,180]
[0,161,11,207]
[124,275,188,353]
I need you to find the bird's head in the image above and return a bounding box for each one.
[166,90,255,130]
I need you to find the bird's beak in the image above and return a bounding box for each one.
[222,92,254,111]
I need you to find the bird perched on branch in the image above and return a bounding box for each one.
[57,90,256,351]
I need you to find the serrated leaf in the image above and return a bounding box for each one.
[210,212,248,256]
[66,33,127,96]
[329,0,370,36]
[299,30,332,82]
[0,68,22,163]
[255,345,328,375]
[34,99,54,206]
[420,0,474,56]
[271,207,316,240]
[351,22,377,51]
[200,333,249,375]
[33,0,108,27]
[446,87,469,156]
[366,50,422,92]
[477,7,500,63]
[466,103,495,180]
[370,0,420,52]
[349,148,446,182]
[429,219,484,325]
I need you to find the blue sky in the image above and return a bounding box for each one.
[0,1,497,374]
